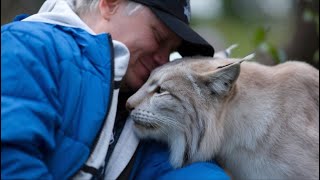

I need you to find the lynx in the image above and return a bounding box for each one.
[126,57,319,179]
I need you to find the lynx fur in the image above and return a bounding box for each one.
[127,57,319,179]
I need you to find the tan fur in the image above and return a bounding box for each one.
[127,57,319,180]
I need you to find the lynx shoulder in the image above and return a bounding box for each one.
[127,57,319,180]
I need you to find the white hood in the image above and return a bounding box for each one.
[23,0,130,81]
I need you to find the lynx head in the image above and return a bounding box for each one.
[127,57,243,168]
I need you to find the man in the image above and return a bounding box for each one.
[1,0,229,179]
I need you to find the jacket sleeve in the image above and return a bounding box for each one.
[1,29,61,179]
[129,140,230,180]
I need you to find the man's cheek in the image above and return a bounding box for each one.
[122,71,144,91]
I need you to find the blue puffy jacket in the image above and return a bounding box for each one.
[1,18,114,179]
[130,141,230,180]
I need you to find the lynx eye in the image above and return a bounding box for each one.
[156,86,166,94]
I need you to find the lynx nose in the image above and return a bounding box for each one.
[126,101,135,111]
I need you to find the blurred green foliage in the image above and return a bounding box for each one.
[253,26,287,64]
[191,17,293,63]
[303,7,319,64]
[191,0,318,68]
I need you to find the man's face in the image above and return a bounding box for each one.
[109,3,182,91]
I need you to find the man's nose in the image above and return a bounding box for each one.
[153,52,169,66]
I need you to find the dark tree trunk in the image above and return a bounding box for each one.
[285,0,319,69]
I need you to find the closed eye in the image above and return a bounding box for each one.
[152,26,164,45]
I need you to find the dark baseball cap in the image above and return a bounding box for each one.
[129,0,215,57]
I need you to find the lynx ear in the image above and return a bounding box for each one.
[201,62,241,96]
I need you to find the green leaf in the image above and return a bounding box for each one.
[268,44,281,64]
[258,42,286,64]
[253,27,268,47]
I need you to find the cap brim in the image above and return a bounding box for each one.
[150,7,214,57]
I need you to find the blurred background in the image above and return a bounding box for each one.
[1,0,319,68]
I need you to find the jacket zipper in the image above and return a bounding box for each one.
[91,34,115,154]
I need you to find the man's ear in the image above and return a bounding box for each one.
[99,0,121,20]
[200,62,241,97]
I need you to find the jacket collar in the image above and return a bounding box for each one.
[23,0,95,34]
